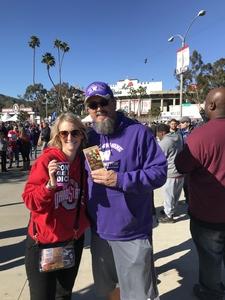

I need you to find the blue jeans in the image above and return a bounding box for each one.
[190,219,225,299]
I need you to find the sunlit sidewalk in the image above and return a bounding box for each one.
[0,176,198,300]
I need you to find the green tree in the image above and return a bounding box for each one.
[17,111,30,123]
[149,106,160,120]
[67,86,84,115]
[28,36,40,85]
[128,86,147,117]
[23,83,47,117]
[48,83,84,115]
[176,50,225,103]
[210,58,225,87]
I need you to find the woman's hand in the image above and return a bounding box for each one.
[47,159,58,187]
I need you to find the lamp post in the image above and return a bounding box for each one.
[45,94,49,119]
[168,10,206,118]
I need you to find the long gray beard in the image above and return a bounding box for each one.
[94,118,115,135]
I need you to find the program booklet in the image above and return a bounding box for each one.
[83,145,104,171]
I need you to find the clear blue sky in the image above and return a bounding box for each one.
[0,0,225,98]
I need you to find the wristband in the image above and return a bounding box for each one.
[46,180,56,190]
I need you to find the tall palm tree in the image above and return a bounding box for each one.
[59,42,70,76]
[54,40,70,111]
[54,39,70,85]
[54,39,62,84]
[41,52,56,88]
[41,52,61,111]
[28,36,40,85]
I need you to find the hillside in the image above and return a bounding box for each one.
[0,94,29,111]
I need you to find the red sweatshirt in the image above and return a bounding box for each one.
[175,118,225,226]
[22,147,90,244]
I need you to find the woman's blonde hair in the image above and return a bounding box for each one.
[48,112,87,150]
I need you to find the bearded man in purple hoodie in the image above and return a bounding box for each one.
[84,81,167,300]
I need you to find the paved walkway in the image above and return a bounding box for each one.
[0,168,199,300]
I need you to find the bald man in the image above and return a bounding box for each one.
[175,87,225,300]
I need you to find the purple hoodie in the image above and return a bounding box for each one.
[86,112,167,240]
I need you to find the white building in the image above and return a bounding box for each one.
[109,79,179,116]
[108,79,203,120]
[110,78,162,97]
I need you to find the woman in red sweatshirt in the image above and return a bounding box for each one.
[22,112,89,300]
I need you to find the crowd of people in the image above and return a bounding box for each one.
[2,83,225,300]
[0,120,51,172]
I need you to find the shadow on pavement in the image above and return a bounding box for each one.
[0,227,27,239]
[0,201,23,208]
[156,199,190,223]
[155,239,198,300]
[0,239,26,271]
[0,169,29,183]
[73,284,98,299]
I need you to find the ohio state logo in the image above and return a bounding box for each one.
[54,179,81,210]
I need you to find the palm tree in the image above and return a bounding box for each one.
[129,86,147,117]
[41,52,56,88]
[59,42,70,75]
[54,40,70,111]
[28,36,40,85]
[54,39,62,84]
[54,39,70,85]
[41,52,61,111]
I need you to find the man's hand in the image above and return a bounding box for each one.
[91,169,117,187]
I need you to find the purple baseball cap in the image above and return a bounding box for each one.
[85,81,114,103]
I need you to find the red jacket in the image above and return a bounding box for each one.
[7,129,19,150]
[22,147,90,244]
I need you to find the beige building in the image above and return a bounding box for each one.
[110,79,180,115]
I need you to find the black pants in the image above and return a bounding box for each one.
[183,174,189,204]
[25,234,84,300]
[0,151,7,171]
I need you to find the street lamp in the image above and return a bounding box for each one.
[168,9,206,118]
[44,93,49,119]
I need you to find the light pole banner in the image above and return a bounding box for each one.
[176,45,190,75]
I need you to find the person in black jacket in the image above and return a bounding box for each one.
[0,131,8,172]
[30,124,40,159]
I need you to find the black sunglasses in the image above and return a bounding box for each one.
[87,98,109,110]
[59,130,81,138]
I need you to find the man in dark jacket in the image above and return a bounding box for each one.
[175,87,225,300]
